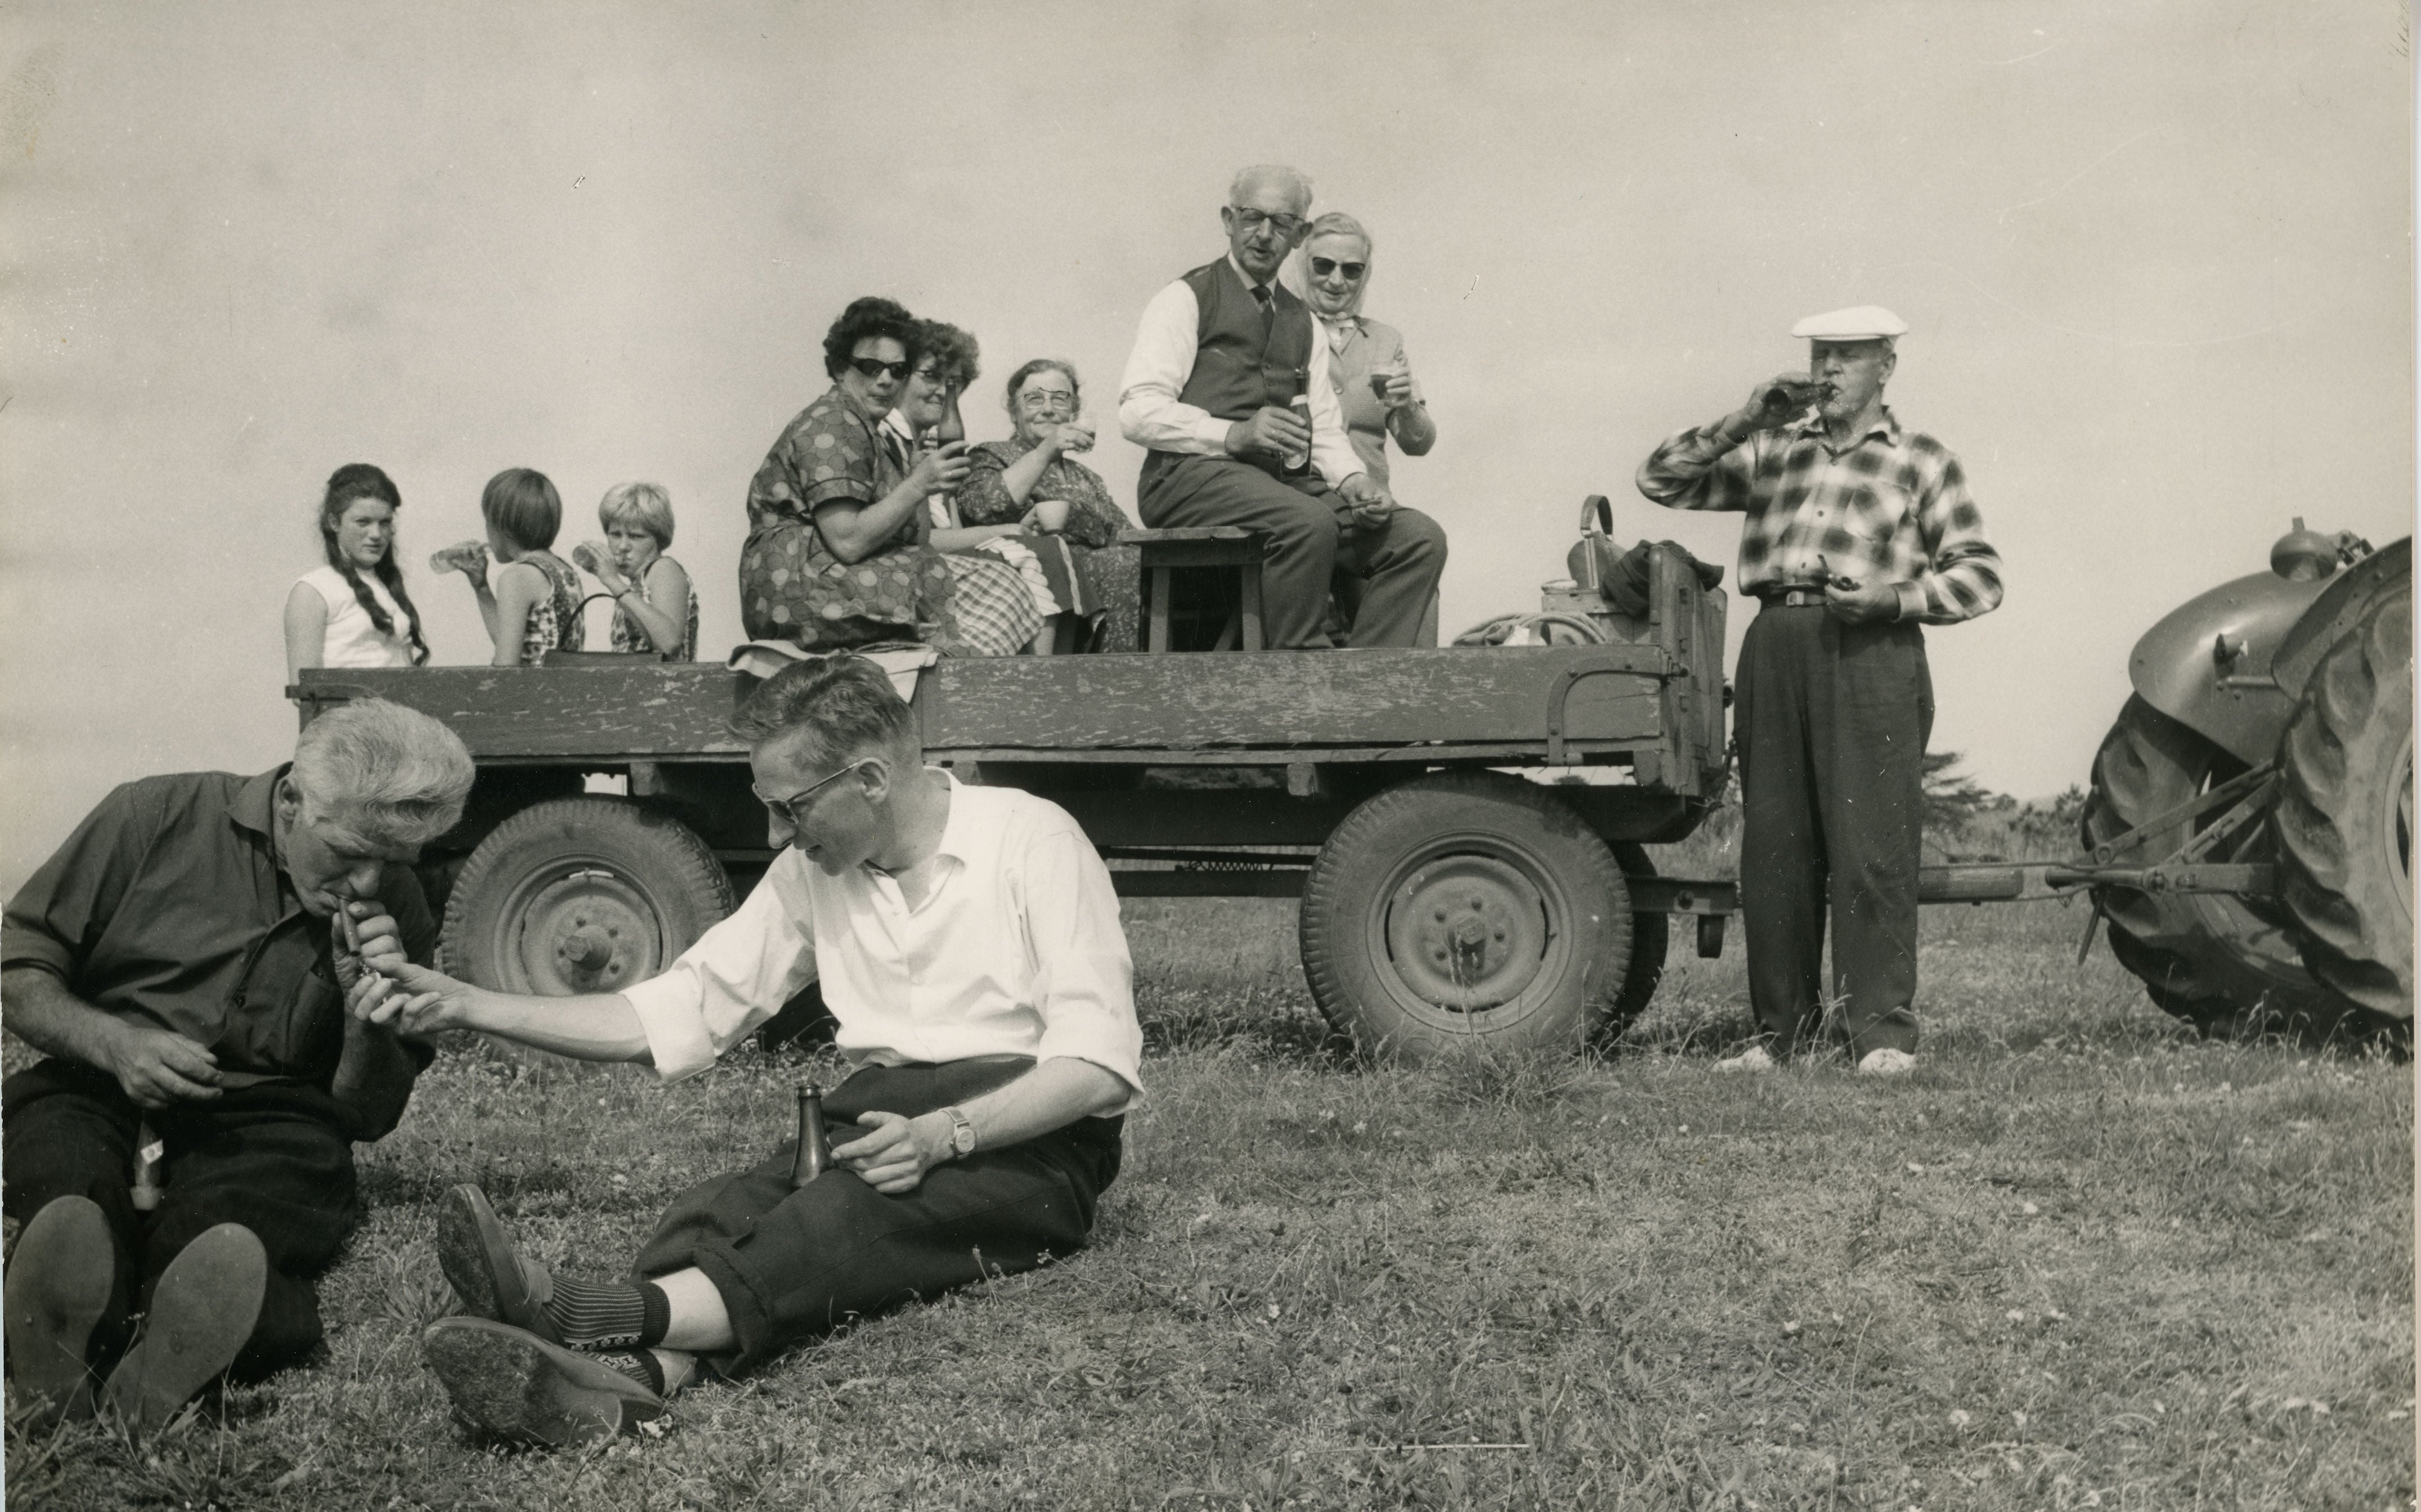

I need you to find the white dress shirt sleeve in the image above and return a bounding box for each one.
[618,858,819,1081]
[1016,820,1145,1109]
[1305,333,1364,488]
[1118,280,1235,456]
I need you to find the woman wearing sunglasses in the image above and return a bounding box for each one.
[1302,213,1434,495]
[739,297,978,653]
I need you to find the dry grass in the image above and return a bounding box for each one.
[7,866,2413,1510]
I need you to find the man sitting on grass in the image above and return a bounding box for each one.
[382,654,1142,1446]
[2,699,471,1435]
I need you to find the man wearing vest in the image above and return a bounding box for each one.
[1118,164,1446,649]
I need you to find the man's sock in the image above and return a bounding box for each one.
[590,1348,666,1396]
[543,1277,670,1351]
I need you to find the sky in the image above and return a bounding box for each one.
[1,0,2411,896]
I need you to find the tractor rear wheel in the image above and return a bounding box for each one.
[2272,593,2414,1025]
[442,797,734,997]
[1301,774,1634,1063]
[2082,695,2351,1038]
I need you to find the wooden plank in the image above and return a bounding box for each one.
[921,646,1669,750]
[1113,869,1307,899]
[297,665,750,757]
[939,743,1646,765]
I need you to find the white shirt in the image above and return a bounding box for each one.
[1117,253,1365,488]
[298,566,415,667]
[622,773,1143,1109]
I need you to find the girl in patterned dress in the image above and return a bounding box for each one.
[739,297,977,654]
[438,467,586,666]
[572,481,699,660]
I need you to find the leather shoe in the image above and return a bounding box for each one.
[422,1318,662,1447]
[436,1185,557,1343]
[100,1223,266,1437]
[4,1196,115,1429]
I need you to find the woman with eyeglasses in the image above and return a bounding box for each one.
[740,297,987,654]
[956,358,1142,653]
[1301,213,1434,492]
[878,320,1050,656]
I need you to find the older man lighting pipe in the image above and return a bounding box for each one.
[1119,163,1446,649]
[1636,306,2003,1076]
[2,699,472,1434]
[380,654,1141,1447]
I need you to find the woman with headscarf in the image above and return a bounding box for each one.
[1300,212,1435,493]
[956,358,1143,653]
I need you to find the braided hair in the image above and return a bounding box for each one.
[318,464,431,666]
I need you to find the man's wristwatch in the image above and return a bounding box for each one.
[940,1106,978,1160]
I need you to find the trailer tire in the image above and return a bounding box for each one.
[1301,774,1633,1062]
[441,797,734,997]
[2083,695,2350,1038]
[1593,842,1668,1047]
[2272,592,2414,1024]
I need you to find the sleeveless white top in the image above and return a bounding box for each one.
[300,566,416,667]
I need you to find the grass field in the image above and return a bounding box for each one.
[6,823,2414,1510]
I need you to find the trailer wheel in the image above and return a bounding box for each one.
[2272,593,2414,1024]
[1300,774,1633,1062]
[441,797,734,997]
[1593,841,1668,1047]
[2083,695,2350,1037]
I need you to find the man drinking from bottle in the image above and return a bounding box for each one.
[384,654,1141,1446]
[1118,163,1445,648]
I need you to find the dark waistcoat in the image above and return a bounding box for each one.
[1139,259,1313,493]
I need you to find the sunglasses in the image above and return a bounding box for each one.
[752,760,869,829]
[1309,257,1367,280]
[849,357,913,382]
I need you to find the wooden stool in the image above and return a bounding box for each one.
[1121,526,1268,653]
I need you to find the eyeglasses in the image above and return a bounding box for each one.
[1227,207,1307,239]
[1309,257,1367,280]
[752,761,868,829]
[849,357,913,382]
[1016,391,1077,414]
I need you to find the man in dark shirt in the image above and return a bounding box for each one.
[1,698,473,1433]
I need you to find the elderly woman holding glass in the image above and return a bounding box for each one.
[957,359,1142,653]
[1301,212,1434,492]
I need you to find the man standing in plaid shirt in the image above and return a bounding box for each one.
[1637,306,2003,1075]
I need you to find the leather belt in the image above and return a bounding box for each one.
[1755,587,1827,607]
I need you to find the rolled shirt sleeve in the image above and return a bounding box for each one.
[1118,280,1236,456]
[1015,823,1145,1109]
[619,864,819,1082]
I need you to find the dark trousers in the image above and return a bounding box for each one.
[631,1060,1122,1378]
[1733,605,1934,1057]
[1138,454,1446,649]
[2,1061,360,1380]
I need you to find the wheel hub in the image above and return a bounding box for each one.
[510,867,661,995]
[1386,855,1551,1011]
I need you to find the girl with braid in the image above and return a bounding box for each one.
[284,463,433,684]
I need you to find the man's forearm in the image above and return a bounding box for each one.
[952,1057,1128,1152]
[1,966,126,1070]
[458,985,654,1064]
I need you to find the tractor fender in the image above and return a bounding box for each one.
[2127,569,2332,766]
[2269,537,2411,706]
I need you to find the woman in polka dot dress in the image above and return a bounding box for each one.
[740,297,980,653]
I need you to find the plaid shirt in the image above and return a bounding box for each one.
[1636,406,2003,625]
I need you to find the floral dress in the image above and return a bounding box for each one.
[961,439,1144,653]
[742,387,1011,654]
[517,550,586,663]
[609,556,701,660]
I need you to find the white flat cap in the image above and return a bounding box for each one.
[1790,305,1908,341]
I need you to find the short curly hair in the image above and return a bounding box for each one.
[727,654,916,764]
[908,320,980,392]
[822,297,916,381]
[1002,358,1081,416]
